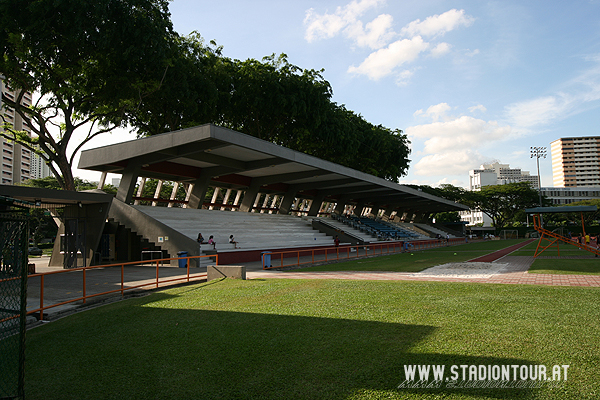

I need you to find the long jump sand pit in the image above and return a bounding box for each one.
[414,262,509,279]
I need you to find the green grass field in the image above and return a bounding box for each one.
[301,239,526,272]
[25,278,600,400]
[511,240,600,275]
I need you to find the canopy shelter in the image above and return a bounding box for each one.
[525,205,599,257]
[0,185,113,268]
[79,124,468,220]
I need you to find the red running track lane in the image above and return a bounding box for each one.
[468,239,536,263]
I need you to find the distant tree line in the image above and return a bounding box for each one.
[0,0,410,191]
[413,182,599,230]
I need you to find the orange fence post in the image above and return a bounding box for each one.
[186,258,190,282]
[121,264,124,297]
[156,261,160,288]
[82,267,87,304]
[40,274,44,321]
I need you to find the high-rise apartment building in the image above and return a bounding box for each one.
[461,162,539,226]
[551,136,600,187]
[469,162,539,191]
[0,79,49,184]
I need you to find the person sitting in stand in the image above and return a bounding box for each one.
[197,233,205,244]
[334,235,340,247]
[229,235,238,249]
[208,235,216,249]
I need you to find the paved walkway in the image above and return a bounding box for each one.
[246,252,600,288]
[24,241,600,321]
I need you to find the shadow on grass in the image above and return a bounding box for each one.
[26,292,536,400]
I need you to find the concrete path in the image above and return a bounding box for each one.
[23,241,600,321]
[246,252,600,288]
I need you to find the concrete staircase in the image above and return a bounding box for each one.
[313,217,377,242]
[131,206,332,251]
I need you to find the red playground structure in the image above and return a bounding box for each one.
[526,205,600,258]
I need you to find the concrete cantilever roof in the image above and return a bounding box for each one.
[79,124,468,214]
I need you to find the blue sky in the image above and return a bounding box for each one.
[78,0,600,188]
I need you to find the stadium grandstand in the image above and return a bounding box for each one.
[76,124,469,265]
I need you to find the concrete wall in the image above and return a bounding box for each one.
[108,198,200,266]
[49,202,111,268]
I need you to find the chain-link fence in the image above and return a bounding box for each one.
[0,211,29,400]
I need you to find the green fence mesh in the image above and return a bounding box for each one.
[0,213,29,400]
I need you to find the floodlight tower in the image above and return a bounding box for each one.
[530,146,547,207]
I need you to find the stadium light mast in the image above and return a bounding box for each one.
[530,146,547,207]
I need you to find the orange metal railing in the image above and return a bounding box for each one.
[531,214,600,257]
[0,253,214,322]
[262,238,467,269]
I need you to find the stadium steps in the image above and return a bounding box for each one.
[130,205,333,251]
[312,217,376,243]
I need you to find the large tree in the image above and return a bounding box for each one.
[466,182,541,229]
[134,46,412,181]
[0,0,175,190]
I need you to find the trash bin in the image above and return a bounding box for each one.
[261,251,271,269]
[177,251,188,268]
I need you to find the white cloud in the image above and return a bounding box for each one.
[419,103,452,121]
[304,0,390,47]
[413,150,487,176]
[400,9,475,38]
[505,94,573,128]
[347,36,428,79]
[468,104,487,113]
[406,107,512,177]
[394,69,414,86]
[505,54,600,130]
[430,42,451,58]
[345,14,395,49]
[408,116,510,154]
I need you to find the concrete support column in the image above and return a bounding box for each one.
[239,182,261,212]
[278,190,296,215]
[382,206,395,221]
[152,180,164,206]
[260,194,270,213]
[354,201,365,217]
[233,190,243,209]
[308,195,325,217]
[209,187,221,210]
[269,195,279,214]
[334,201,346,215]
[116,162,142,204]
[133,177,146,205]
[221,189,232,210]
[187,171,214,209]
[369,206,380,219]
[168,182,180,208]
[292,198,301,212]
[97,172,107,190]
[182,184,192,208]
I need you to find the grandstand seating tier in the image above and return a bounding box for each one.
[132,206,334,251]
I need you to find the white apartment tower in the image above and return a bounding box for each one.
[469,162,539,191]
[462,162,539,226]
[1,79,50,184]
[550,136,600,187]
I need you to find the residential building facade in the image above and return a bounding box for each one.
[469,162,539,191]
[462,162,539,226]
[551,136,600,187]
[0,79,48,184]
[540,186,600,205]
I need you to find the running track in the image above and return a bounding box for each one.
[247,239,600,287]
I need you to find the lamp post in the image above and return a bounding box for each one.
[530,146,546,207]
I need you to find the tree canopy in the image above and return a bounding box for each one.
[0,0,175,190]
[132,40,412,181]
[464,182,542,229]
[2,5,410,189]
